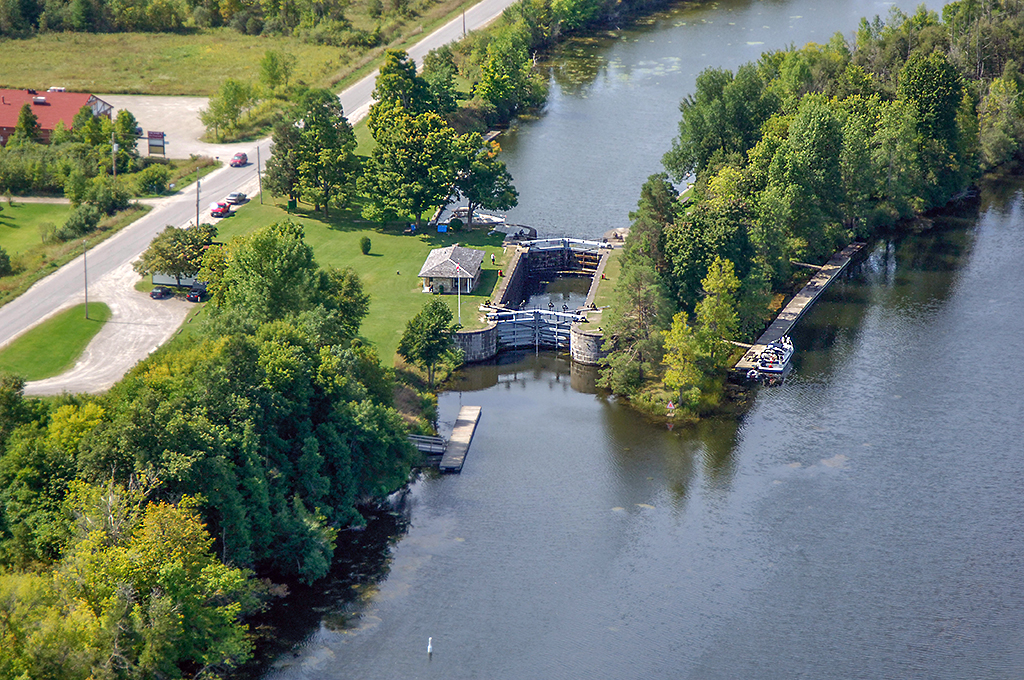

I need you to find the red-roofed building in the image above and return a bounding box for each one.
[0,88,114,147]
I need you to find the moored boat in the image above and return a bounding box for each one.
[757,335,794,374]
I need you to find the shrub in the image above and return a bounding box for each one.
[87,177,131,214]
[0,246,11,276]
[448,217,463,231]
[134,164,171,195]
[56,204,100,240]
[360,236,371,255]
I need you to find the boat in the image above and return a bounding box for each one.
[757,335,794,374]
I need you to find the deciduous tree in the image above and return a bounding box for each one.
[398,297,460,389]
[453,133,518,228]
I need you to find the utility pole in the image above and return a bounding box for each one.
[462,10,466,37]
[196,179,200,226]
[83,240,89,319]
[111,130,117,179]
[257,146,263,204]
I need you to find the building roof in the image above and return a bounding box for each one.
[0,89,111,133]
[418,245,485,279]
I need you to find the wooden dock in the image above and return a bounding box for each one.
[734,242,867,375]
[439,406,482,473]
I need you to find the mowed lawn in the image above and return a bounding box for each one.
[215,199,510,361]
[0,202,73,256]
[0,302,111,380]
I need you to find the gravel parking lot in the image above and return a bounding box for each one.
[102,94,243,160]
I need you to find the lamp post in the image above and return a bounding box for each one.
[195,179,201,226]
[257,146,263,204]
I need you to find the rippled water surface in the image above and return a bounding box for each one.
[259,0,1024,677]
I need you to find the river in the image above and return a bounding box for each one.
[259,0,1024,678]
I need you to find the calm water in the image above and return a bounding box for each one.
[258,0,1024,677]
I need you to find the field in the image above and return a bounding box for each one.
[214,198,511,361]
[0,0,478,97]
[0,302,111,380]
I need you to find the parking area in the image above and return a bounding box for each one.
[101,94,241,160]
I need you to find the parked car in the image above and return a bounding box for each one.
[230,152,247,167]
[150,286,172,299]
[225,191,247,204]
[186,283,206,302]
[210,201,231,218]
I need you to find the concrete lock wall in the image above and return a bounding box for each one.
[570,325,605,366]
[455,324,499,363]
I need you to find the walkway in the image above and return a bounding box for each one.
[734,242,867,374]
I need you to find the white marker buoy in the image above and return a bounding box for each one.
[427,637,432,657]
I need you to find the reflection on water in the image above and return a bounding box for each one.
[261,180,1024,680]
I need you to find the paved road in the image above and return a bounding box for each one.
[0,0,520,394]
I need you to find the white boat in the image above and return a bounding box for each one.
[757,335,794,374]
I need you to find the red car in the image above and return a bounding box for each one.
[210,201,231,218]
[230,152,247,167]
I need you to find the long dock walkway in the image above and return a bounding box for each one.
[734,242,867,374]
[439,406,482,473]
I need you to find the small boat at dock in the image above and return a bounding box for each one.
[757,336,794,374]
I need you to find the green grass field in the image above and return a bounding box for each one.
[0,302,111,380]
[0,0,480,97]
[217,198,509,361]
[0,202,73,256]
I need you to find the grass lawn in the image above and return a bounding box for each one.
[0,202,73,257]
[217,197,509,361]
[578,248,620,330]
[0,302,111,380]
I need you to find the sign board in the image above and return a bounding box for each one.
[147,131,166,156]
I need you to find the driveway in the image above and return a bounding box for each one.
[102,95,240,161]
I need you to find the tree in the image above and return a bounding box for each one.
[201,79,254,140]
[8,104,40,146]
[422,46,459,115]
[259,49,296,93]
[264,120,302,202]
[360,106,459,228]
[368,50,430,134]
[693,256,740,369]
[398,297,460,389]
[0,245,11,277]
[133,223,217,285]
[476,27,538,121]
[295,89,358,217]
[662,311,703,408]
[452,133,518,228]
[598,263,668,395]
[663,63,780,182]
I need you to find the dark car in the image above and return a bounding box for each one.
[186,284,206,302]
[230,152,247,167]
[150,286,172,299]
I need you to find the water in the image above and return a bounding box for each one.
[257,0,1024,677]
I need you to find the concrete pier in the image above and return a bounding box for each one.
[439,406,482,473]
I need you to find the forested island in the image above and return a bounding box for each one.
[598,0,1024,418]
[3,0,1024,677]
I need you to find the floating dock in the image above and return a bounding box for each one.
[734,242,867,376]
[439,406,482,473]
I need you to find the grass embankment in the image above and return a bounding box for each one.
[216,198,509,361]
[577,248,621,331]
[0,0,479,97]
[0,204,151,308]
[0,303,111,380]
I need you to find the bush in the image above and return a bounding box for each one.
[87,176,131,214]
[56,204,100,240]
[448,217,463,231]
[360,236,371,255]
[0,246,11,276]
[134,163,171,195]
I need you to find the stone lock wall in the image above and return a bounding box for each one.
[569,325,605,366]
[455,323,499,363]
